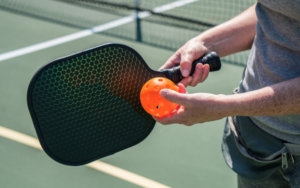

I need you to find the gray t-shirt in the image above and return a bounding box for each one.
[239,0,300,144]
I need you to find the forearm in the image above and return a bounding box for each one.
[221,77,300,117]
[197,4,257,57]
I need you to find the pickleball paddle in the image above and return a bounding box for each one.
[27,43,221,166]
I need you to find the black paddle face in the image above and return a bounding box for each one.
[27,43,163,165]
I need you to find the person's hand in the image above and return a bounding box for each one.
[153,84,227,126]
[159,37,211,87]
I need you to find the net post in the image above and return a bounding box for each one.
[135,0,142,42]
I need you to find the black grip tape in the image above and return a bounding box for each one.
[161,52,221,84]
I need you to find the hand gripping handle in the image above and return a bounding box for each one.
[161,52,221,84]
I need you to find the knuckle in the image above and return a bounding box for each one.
[182,49,194,57]
[186,49,194,55]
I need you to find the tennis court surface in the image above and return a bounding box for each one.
[0,0,253,187]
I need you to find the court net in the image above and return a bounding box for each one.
[0,0,256,66]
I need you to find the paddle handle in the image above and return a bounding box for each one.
[161,52,221,84]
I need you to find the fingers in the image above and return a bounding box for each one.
[201,64,210,82]
[190,63,203,87]
[180,49,196,77]
[159,41,210,87]
[176,83,187,111]
[178,76,192,87]
[152,108,185,125]
[159,89,190,107]
[153,107,194,126]
[189,64,210,86]
[178,83,187,94]
[153,84,190,125]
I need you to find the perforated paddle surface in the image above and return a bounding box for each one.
[28,44,161,165]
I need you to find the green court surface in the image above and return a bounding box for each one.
[0,7,245,188]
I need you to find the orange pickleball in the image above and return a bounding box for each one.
[140,77,179,117]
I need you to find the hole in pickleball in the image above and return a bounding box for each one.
[166,85,170,89]
[156,106,160,109]
[158,78,163,82]
[145,84,150,89]
[154,85,159,91]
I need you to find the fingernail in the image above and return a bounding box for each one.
[198,64,203,69]
[182,70,189,77]
[160,89,168,97]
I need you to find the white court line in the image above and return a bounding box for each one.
[0,125,171,188]
[0,0,198,62]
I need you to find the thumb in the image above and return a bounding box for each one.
[160,89,190,106]
[180,50,195,77]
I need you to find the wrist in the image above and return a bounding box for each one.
[197,33,217,54]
